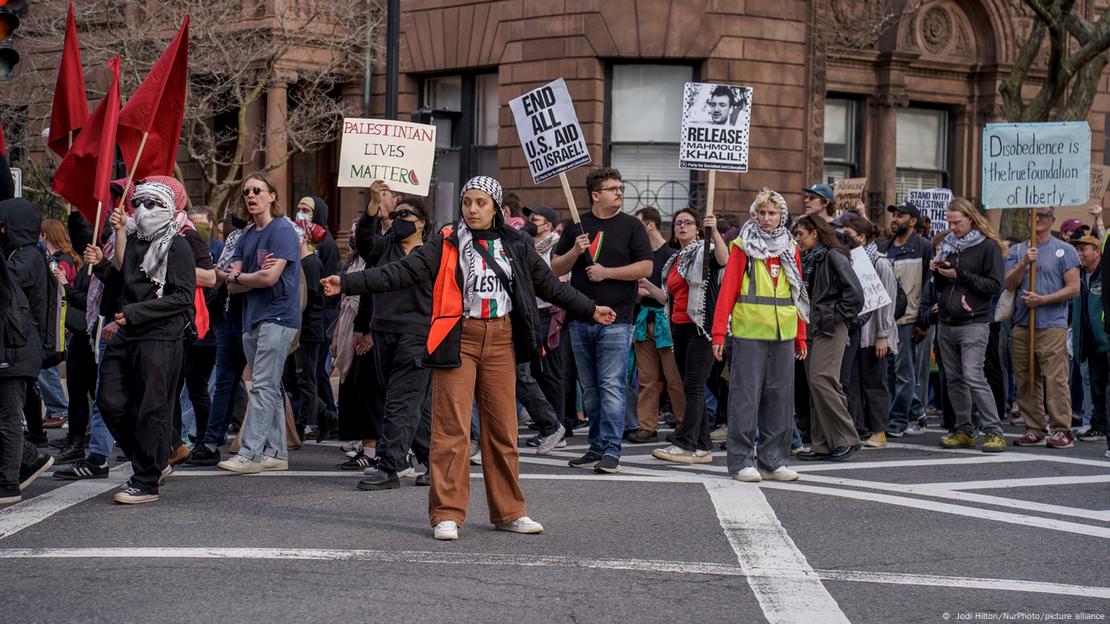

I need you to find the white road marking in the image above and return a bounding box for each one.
[703,480,850,623]
[884,442,1110,467]
[2,548,1104,599]
[927,474,1110,490]
[0,466,131,540]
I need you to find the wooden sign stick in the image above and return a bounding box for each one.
[1027,207,1037,394]
[559,172,581,224]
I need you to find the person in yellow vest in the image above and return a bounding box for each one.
[710,188,809,482]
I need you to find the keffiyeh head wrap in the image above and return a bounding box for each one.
[738,188,810,322]
[130,176,188,296]
[460,176,503,207]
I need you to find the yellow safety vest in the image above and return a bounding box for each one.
[728,238,799,342]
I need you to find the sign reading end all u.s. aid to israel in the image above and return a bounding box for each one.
[337,118,437,196]
[679,82,753,172]
[508,78,591,184]
[981,121,1090,209]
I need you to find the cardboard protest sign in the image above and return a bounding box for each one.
[508,78,590,184]
[833,178,866,214]
[337,118,436,196]
[907,188,953,237]
[679,82,753,172]
[850,247,892,316]
[981,122,1090,209]
[1089,164,1110,204]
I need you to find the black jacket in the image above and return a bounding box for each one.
[806,248,864,337]
[341,223,595,368]
[0,198,47,342]
[354,212,433,337]
[309,196,340,308]
[932,238,1003,326]
[92,235,196,341]
[0,251,43,380]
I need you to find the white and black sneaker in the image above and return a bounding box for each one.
[53,459,109,480]
[113,486,159,505]
[339,451,376,471]
[19,454,55,490]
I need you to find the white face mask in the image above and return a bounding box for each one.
[134,202,174,239]
[296,211,312,222]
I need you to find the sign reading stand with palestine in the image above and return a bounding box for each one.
[981,121,1090,209]
[509,78,590,184]
[679,82,753,172]
[907,188,953,237]
[337,118,437,196]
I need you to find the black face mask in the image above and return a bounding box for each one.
[230,215,248,230]
[523,221,538,237]
[392,219,418,240]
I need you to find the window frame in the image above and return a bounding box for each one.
[822,96,861,183]
[894,105,953,202]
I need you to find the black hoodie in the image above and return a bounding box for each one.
[0,198,47,341]
[309,195,340,307]
[0,250,43,380]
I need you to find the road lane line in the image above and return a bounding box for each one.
[925,474,1110,490]
[0,466,131,540]
[703,480,850,624]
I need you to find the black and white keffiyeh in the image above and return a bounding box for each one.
[935,229,985,262]
[739,189,809,321]
[129,181,180,296]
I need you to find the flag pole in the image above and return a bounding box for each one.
[65,132,73,214]
[87,200,104,275]
[89,131,148,275]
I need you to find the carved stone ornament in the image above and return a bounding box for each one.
[921,7,953,53]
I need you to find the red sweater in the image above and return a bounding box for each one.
[711,246,807,349]
[667,264,693,324]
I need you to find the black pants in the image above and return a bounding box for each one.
[372,331,431,472]
[792,358,811,441]
[850,345,890,434]
[283,343,322,429]
[534,308,566,427]
[316,306,339,413]
[98,337,183,492]
[671,322,714,452]
[338,350,383,442]
[23,380,43,438]
[183,343,217,443]
[65,333,98,445]
[1085,348,1109,434]
[560,322,579,430]
[985,322,1006,420]
[1,378,43,489]
[840,324,861,430]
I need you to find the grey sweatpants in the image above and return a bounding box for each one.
[807,322,860,452]
[726,337,795,474]
[937,323,1003,436]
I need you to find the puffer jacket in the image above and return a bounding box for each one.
[806,247,864,337]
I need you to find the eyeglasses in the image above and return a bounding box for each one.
[598,185,625,194]
[389,208,419,220]
[673,219,697,227]
[240,187,266,197]
[1035,213,1054,220]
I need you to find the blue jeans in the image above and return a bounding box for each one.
[238,322,297,461]
[204,318,246,447]
[569,321,633,459]
[887,324,925,430]
[88,337,115,459]
[37,366,69,416]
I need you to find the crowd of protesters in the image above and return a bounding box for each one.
[2,162,1108,539]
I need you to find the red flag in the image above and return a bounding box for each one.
[48,4,89,159]
[52,56,121,225]
[0,123,6,157]
[117,16,188,179]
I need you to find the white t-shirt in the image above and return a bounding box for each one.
[464,236,513,319]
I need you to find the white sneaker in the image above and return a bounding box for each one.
[433,520,458,540]
[158,464,172,486]
[759,466,799,481]
[709,425,728,442]
[341,441,361,453]
[217,454,263,474]
[1104,450,1110,460]
[652,444,695,464]
[732,467,762,482]
[259,456,288,472]
[691,449,714,464]
[495,516,544,534]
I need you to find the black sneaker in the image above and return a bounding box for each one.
[339,452,377,471]
[1077,429,1107,442]
[0,485,20,504]
[594,455,621,474]
[626,429,657,443]
[48,436,67,450]
[357,470,400,491]
[24,432,48,448]
[53,459,109,480]
[184,445,221,466]
[54,441,86,464]
[414,472,430,487]
[19,454,55,489]
[568,451,602,469]
[886,425,907,438]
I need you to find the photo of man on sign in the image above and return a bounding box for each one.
[680,82,753,172]
[705,85,747,126]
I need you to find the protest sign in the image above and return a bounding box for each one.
[508,78,591,185]
[833,178,866,214]
[907,188,953,237]
[337,118,436,196]
[679,82,753,172]
[1089,164,1110,204]
[981,122,1090,209]
[850,247,892,316]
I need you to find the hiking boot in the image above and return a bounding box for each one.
[54,459,108,480]
[358,470,400,491]
[1045,431,1074,449]
[54,440,86,464]
[862,432,888,448]
[981,433,1007,453]
[940,430,978,449]
[184,445,220,466]
[568,451,602,469]
[594,455,621,474]
[1013,432,1046,447]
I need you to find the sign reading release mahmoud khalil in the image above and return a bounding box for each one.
[679,82,753,172]
[981,121,1090,209]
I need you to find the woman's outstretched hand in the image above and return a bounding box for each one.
[321,275,341,297]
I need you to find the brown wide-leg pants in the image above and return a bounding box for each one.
[429,317,527,528]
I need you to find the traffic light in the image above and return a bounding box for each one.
[0,0,28,81]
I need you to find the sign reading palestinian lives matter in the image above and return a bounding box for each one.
[833,177,866,214]
[679,82,753,172]
[981,121,1090,209]
[907,188,954,237]
[1089,164,1110,203]
[508,78,591,184]
[850,247,893,316]
[337,118,437,196]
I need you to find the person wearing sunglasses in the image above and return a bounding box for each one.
[323,175,616,541]
[343,184,436,489]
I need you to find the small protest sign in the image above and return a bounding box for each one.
[508,78,591,184]
[679,82,753,172]
[337,118,437,196]
[833,178,866,214]
[907,188,953,237]
[850,247,892,316]
[1089,164,1110,204]
[981,122,1090,209]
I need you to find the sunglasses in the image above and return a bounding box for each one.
[240,187,267,197]
[389,208,420,220]
[130,197,168,210]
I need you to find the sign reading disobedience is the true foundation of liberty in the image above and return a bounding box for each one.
[981,122,1090,209]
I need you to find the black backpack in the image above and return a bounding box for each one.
[894,278,908,320]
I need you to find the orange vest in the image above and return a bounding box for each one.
[427,226,461,355]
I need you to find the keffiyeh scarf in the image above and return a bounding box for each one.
[739,218,810,322]
[935,229,985,262]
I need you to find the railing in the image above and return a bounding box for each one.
[620,177,706,220]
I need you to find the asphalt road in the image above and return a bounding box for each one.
[1,421,1107,624]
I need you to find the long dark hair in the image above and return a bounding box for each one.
[668,207,702,249]
[793,215,842,250]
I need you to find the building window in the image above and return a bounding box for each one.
[608,64,693,218]
[823,98,858,183]
[421,73,498,227]
[895,107,948,202]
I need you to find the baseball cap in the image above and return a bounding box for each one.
[887,202,920,220]
[802,183,834,203]
[523,205,558,225]
[1070,234,1102,248]
[1060,218,1086,233]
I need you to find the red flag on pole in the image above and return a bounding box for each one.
[0,123,7,157]
[116,16,188,179]
[52,56,121,225]
[48,4,89,159]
